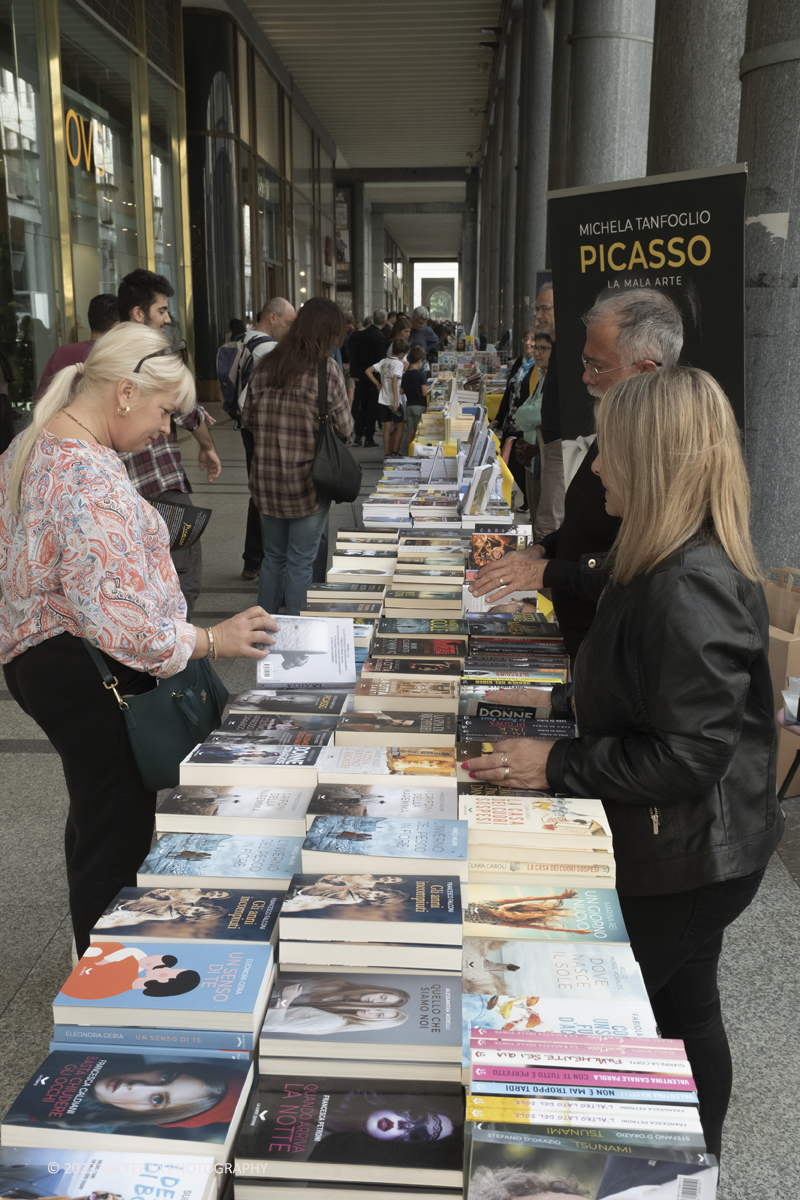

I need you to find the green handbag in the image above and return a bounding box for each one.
[83,641,228,791]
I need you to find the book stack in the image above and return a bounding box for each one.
[360,489,415,531]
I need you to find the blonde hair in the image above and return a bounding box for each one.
[8,322,195,512]
[596,367,760,586]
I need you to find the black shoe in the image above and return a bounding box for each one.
[364,439,377,447]
[240,568,260,581]
[352,437,363,447]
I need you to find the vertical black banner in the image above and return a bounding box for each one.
[547,165,746,439]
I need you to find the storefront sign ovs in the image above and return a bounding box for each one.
[65,108,105,174]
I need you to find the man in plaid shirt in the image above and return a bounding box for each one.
[117,270,221,619]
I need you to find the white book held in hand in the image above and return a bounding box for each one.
[256,615,356,688]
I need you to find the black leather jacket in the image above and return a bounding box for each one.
[546,539,784,895]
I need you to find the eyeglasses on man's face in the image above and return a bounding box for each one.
[534,304,554,315]
[133,340,188,374]
[580,355,662,380]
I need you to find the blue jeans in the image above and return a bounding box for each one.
[257,502,331,615]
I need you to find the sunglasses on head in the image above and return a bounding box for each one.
[133,339,188,374]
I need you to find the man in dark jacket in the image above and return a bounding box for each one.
[470,289,684,663]
[409,306,440,366]
[351,313,389,446]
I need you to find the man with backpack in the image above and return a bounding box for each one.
[217,297,296,580]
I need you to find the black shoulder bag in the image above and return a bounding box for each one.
[311,358,362,504]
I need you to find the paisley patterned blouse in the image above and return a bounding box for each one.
[0,431,196,677]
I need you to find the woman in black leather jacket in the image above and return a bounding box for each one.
[462,367,784,1159]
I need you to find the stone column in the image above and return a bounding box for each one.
[461,170,479,330]
[477,155,492,331]
[566,0,656,188]
[515,0,554,334]
[370,211,385,315]
[500,13,523,338]
[488,83,505,341]
[737,1,800,564]
[548,0,574,194]
[647,0,747,174]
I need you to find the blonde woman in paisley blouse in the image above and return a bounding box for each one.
[0,322,279,954]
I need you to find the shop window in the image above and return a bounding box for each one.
[145,0,179,82]
[81,0,136,47]
[0,0,61,404]
[60,0,143,336]
[254,58,280,171]
[294,194,314,303]
[258,160,282,303]
[148,67,183,323]
[292,106,312,200]
[320,147,334,224]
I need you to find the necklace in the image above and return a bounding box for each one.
[64,409,101,443]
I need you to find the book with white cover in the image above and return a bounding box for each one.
[458,793,613,851]
[156,784,314,835]
[256,616,356,689]
[316,744,458,789]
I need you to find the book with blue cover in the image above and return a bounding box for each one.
[53,939,275,1033]
[53,1022,258,1051]
[0,1148,219,1200]
[137,833,303,890]
[301,816,469,882]
[278,872,463,945]
[0,1050,254,1156]
[91,885,284,944]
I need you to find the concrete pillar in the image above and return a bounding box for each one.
[370,211,385,315]
[500,12,523,338]
[566,0,656,188]
[515,0,553,335]
[478,153,494,332]
[488,84,505,341]
[461,170,479,329]
[647,0,747,174]
[548,0,574,194]
[351,180,370,320]
[737,1,800,564]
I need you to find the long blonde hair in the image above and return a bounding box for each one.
[596,366,760,586]
[8,322,195,512]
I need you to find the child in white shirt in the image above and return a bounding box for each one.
[366,337,409,458]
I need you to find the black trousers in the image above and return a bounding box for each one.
[4,633,158,957]
[241,426,264,571]
[353,376,379,442]
[619,866,766,1160]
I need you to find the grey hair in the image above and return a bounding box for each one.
[373,308,388,324]
[263,296,292,317]
[536,283,553,300]
[413,305,430,321]
[582,290,684,368]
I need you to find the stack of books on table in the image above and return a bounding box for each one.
[0,1150,223,1200]
[361,489,415,531]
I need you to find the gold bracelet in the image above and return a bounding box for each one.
[206,626,218,660]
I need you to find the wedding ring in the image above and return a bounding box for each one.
[501,754,508,766]
[503,766,510,779]
[499,577,504,585]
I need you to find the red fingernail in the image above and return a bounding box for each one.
[469,771,477,778]
[460,762,471,770]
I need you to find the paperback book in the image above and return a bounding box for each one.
[458,716,575,741]
[53,940,275,1034]
[0,1149,219,1200]
[305,783,458,826]
[53,1023,259,1052]
[0,1050,254,1157]
[354,678,460,714]
[305,583,386,600]
[91,885,284,944]
[334,710,457,747]
[461,937,646,1001]
[360,657,462,681]
[217,712,339,736]
[457,793,613,851]
[137,833,303,890]
[229,690,352,715]
[463,995,658,1053]
[466,1121,718,1198]
[179,742,322,786]
[316,744,458,787]
[255,616,356,688]
[258,971,462,1067]
[234,1075,464,1188]
[278,939,463,973]
[463,885,629,943]
[377,618,470,638]
[156,786,314,836]
[370,637,468,662]
[301,816,468,881]
[278,872,462,945]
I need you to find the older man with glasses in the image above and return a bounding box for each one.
[470,289,684,665]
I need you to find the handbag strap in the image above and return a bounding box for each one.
[82,640,129,710]
[316,358,328,423]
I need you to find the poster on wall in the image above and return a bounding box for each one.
[335,185,352,288]
[547,163,746,439]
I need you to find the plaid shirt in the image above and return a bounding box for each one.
[242,358,353,519]
[118,401,207,500]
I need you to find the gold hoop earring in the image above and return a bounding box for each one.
[117,405,130,416]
